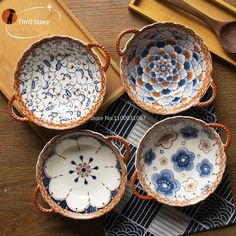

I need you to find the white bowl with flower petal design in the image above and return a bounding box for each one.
[33,130,130,219]
[131,116,231,206]
[8,36,110,129]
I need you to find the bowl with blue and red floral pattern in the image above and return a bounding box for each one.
[131,116,231,206]
[116,23,216,115]
[33,130,130,219]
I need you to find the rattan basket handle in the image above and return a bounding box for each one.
[115,29,139,56]
[8,95,29,122]
[130,172,155,200]
[107,136,131,163]
[87,43,110,72]
[207,123,232,150]
[195,80,217,108]
[33,186,54,214]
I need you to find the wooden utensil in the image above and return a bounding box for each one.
[165,0,236,54]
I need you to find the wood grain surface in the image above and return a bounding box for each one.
[0,0,236,235]
[128,0,236,66]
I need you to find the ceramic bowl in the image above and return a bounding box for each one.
[33,130,130,219]
[8,36,110,129]
[130,116,231,206]
[116,22,217,115]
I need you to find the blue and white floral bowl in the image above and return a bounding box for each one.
[33,130,130,219]
[131,116,231,206]
[8,36,110,129]
[116,23,216,115]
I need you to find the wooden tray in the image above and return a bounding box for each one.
[129,0,236,67]
[0,0,124,142]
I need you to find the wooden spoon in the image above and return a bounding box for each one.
[165,0,236,54]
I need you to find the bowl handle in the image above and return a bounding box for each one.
[115,29,139,56]
[8,95,29,122]
[107,136,131,163]
[33,186,54,214]
[87,43,110,72]
[195,80,217,108]
[130,171,155,200]
[207,123,232,150]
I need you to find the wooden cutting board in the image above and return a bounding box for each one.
[0,0,124,142]
[129,0,236,67]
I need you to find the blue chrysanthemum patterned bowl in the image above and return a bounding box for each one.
[116,23,216,115]
[8,36,110,129]
[131,116,231,206]
[33,130,130,219]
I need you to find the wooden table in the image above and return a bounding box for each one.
[0,0,236,235]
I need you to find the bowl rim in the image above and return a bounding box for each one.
[36,129,127,219]
[135,116,226,207]
[119,22,213,115]
[13,35,107,130]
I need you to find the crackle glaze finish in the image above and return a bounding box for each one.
[37,131,126,218]
[121,23,212,114]
[17,36,105,128]
[137,117,226,205]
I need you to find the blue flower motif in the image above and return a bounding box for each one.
[196,159,214,177]
[180,125,199,140]
[126,25,207,110]
[151,169,180,197]
[202,183,211,191]
[144,149,156,166]
[203,127,214,140]
[171,147,195,172]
